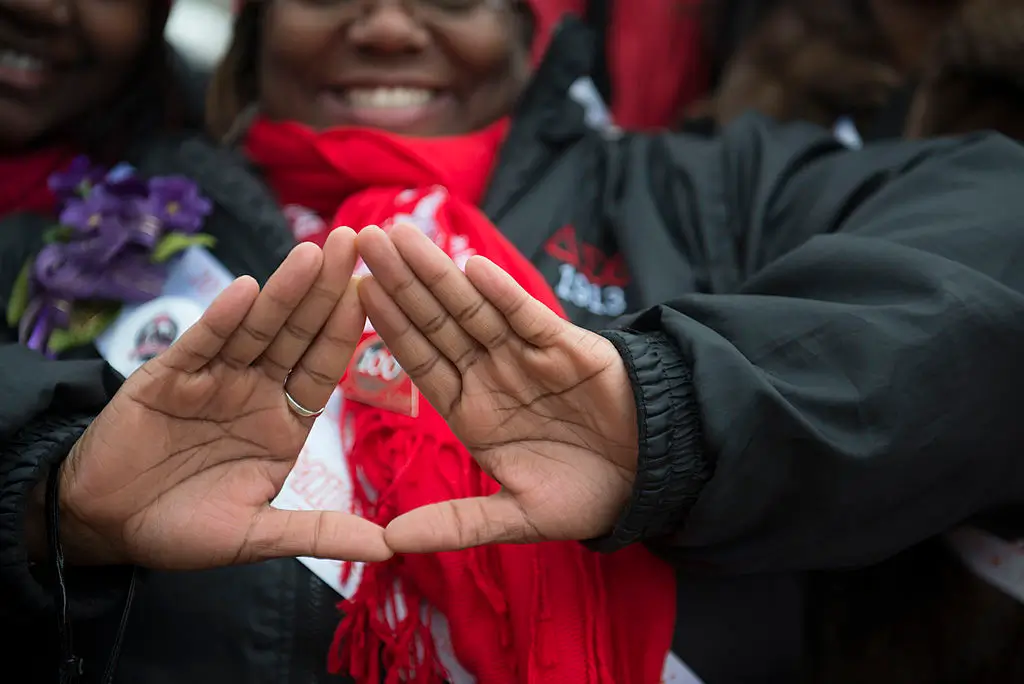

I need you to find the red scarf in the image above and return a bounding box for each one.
[0,147,77,216]
[246,116,676,684]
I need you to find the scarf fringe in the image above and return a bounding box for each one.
[330,411,449,684]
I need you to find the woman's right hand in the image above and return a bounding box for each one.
[46,228,391,569]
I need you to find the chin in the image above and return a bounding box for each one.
[0,118,46,153]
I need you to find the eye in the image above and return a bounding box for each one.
[421,0,483,12]
[296,0,355,7]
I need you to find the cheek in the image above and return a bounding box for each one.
[79,5,150,81]
[258,8,333,118]
[444,18,527,124]
[447,18,518,83]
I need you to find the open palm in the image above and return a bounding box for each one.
[60,230,390,569]
[355,224,639,554]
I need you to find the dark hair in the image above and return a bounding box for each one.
[206,0,535,142]
[73,2,180,162]
[908,0,1024,139]
[207,1,263,143]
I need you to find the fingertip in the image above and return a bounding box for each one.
[383,519,423,554]
[464,255,504,291]
[332,225,357,239]
[389,221,416,238]
[290,240,322,257]
[346,518,394,562]
[390,222,433,251]
[367,542,395,563]
[354,225,385,252]
[323,226,356,251]
[464,254,493,275]
[232,274,259,291]
[218,275,259,308]
[283,242,325,274]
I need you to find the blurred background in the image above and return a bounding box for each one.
[167,0,232,67]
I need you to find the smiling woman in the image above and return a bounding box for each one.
[0,0,169,153]
[0,0,181,219]
[207,0,532,137]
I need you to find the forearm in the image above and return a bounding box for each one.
[596,258,1024,574]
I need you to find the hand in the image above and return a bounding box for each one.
[355,224,639,554]
[56,229,391,568]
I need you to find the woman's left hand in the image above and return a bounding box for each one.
[355,224,639,554]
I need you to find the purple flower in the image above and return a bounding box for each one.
[142,176,213,234]
[59,186,126,235]
[48,156,106,205]
[32,241,166,303]
[104,173,149,201]
[20,163,214,357]
[58,185,166,252]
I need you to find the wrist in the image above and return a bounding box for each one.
[588,330,711,551]
[27,445,124,567]
[56,443,125,566]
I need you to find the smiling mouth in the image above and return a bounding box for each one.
[0,48,49,90]
[323,86,452,133]
[344,87,437,108]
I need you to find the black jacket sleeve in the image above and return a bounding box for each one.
[0,209,133,622]
[593,114,1024,574]
[0,343,131,621]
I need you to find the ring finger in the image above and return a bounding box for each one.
[258,228,357,382]
[283,279,366,421]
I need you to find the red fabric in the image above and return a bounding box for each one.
[529,1,708,130]
[0,148,76,216]
[246,116,676,684]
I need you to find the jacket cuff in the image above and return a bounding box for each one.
[0,413,134,619]
[586,330,712,552]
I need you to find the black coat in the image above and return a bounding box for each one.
[4,20,1024,684]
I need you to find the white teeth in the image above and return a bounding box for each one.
[0,50,44,72]
[346,87,434,108]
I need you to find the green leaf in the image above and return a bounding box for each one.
[46,301,122,354]
[6,262,32,328]
[152,232,217,263]
[42,225,74,244]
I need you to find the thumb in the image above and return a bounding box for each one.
[384,492,539,553]
[246,508,393,563]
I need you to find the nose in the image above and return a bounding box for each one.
[1,0,71,28]
[348,1,430,56]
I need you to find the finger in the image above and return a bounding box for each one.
[258,229,357,382]
[219,243,324,368]
[357,276,462,418]
[384,492,538,553]
[465,256,568,348]
[159,276,260,373]
[284,278,366,420]
[385,223,516,352]
[246,507,393,563]
[356,225,482,371]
